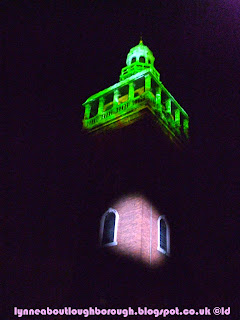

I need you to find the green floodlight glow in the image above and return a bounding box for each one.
[82,39,189,146]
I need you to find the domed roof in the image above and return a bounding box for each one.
[126,39,155,66]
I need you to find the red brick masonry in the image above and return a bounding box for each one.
[106,194,166,267]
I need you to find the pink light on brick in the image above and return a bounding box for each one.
[102,194,168,268]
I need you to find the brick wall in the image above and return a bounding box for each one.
[103,194,166,267]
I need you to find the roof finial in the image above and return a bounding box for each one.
[139,33,143,44]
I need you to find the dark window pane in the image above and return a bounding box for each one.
[160,219,167,251]
[131,57,136,63]
[139,56,145,63]
[102,212,115,245]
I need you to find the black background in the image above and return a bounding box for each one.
[3,0,240,318]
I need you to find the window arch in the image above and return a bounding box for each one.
[131,57,136,63]
[157,216,170,255]
[139,56,145,63]
[100,208,119,247]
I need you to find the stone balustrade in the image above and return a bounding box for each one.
[83,88,189,141]
[120,62,160,81]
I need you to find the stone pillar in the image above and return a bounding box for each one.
[128,82,135,100]
[84,103,91,119]
[174,109,180,126]
[183,118,189,137]
[155,86,162,113]
[145,74,151,91]
[166,98,171,114]
[98,97,105,114]
[156,86,161,104]
[113,89,120,107]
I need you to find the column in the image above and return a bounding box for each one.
[113,89,120,107]
[183,118,189,137]
[84,103,91,119]
[145,74,151,91]
[155,86,162,113]
[128,82,135,100]
[98,97,105,114]
[174,109,180,126]
[166,98,171,114]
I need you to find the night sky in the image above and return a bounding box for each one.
[3,0,240,318]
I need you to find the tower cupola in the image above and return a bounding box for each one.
[126,39,155,66]
[120,38,158,81]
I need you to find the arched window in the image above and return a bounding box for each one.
[131,57,136,63]
[157,216,170,255]
[139,56,145,63]
[148,59,151,64]
[100,208,119,247]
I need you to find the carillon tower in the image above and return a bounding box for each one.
[83,39,189,146]
[81,39,189,303]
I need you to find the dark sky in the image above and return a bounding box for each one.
[3,0,240,317]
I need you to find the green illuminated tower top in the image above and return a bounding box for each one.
[82,39,189,146]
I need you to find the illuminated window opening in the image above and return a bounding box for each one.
[139,56,145,63]
[100,208,119,247]
[157,216,170,255]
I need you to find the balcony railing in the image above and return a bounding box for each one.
[120,63,160,81]
[83,91,189,140]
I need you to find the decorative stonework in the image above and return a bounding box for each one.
[82,40,189,146]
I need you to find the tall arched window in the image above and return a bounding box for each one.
[100,208,119,247]
[157,216,170,255]
[139,56,145,63]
